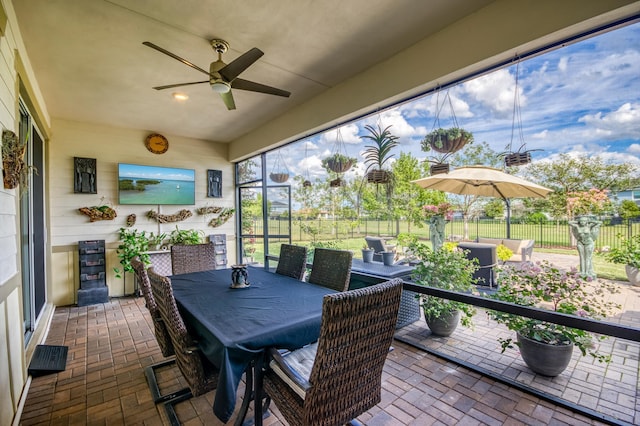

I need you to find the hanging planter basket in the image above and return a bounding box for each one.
[504,152,531,167]
[329,177,344,188]
[2,129,27,190]
[325,154,355,174]
[269,172,290,183]
[270,150,291,184]
[303,180,312,188]
[366,169,392,184]
[423,127,473,154]
[430,163,450,175]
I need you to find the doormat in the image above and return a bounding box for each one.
[28,345,68,377]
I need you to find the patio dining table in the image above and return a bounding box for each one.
[170,266,335,425]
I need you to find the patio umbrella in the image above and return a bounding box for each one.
[411,166,552,238]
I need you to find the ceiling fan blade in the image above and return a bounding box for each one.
[232,78,291,97]
[143,41,210,76]
[152,81,209,90]
[219,48,264,81]
[220,91,236,110]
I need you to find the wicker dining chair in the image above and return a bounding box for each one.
[275,244,308,280]
[147,268,220,423]
[131,257,189,404]
[308,247,353,292]
[170,243,216,275]
[263,278,403,426]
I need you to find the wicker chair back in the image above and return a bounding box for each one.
[308,248,353,292]
[275,244,308,280]
[147,268,218,396]
[264,279,403,425]
[131,257,174,357]
[171,243,217,275]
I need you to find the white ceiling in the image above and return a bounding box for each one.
[12,0,494,144]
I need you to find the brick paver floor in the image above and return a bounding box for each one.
[19,252,633,425]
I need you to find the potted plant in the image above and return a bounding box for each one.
[113,228,151,278]
[422,127,473,154]
[361,124,398,184]
[410,242,478,337]
[361,244,374,263]
[169,226,204,245]
[147,232,168,251]
[322,153,356,174]
[488,260,620,376]
[602,233,640,286]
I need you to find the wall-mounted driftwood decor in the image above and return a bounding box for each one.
[126,214,136,227]
[146,209,192,223]
[195,205,234,227]
[207,169,222,198]
[74,157,97,194]
[78,206,117,222]
[2,129,26,190]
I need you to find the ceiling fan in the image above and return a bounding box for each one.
[143,39,290,110]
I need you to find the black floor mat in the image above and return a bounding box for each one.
[28,345,68,377]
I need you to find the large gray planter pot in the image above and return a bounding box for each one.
[425,310,460,337]
[516,332,573,376]
[625,265,640,286]
[362,249,374,263]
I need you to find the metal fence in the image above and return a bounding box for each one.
[260,217,640,250]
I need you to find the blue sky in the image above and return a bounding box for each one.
[119,163,195,182]
[267,21,640,184]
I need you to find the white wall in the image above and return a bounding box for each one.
[48,118,236,304]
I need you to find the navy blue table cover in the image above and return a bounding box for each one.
[171,266,334,422]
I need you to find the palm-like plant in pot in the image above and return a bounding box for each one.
[602,233,640,286]
[488,261,620,376]
[361,124,398,184]
[410,242,478,337]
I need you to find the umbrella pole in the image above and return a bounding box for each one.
[505,198,511,239]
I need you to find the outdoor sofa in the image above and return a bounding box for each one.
[476,237,534,263]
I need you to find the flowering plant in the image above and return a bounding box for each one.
[488,260,620,362]
[422,202,454,220]
[566,188,612,218]
[603,233,640,268]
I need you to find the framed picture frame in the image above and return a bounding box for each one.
[207,169,222,198]
[74,157,97,194]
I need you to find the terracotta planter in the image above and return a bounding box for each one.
[516,332,573,376]
[329,177,344,187]
[625,265,640,286]
[504,152,531,167]
[425,310,460,337]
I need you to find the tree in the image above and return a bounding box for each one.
[484,199,505,219]
[524,154,639,219]
[619,200,640,220]
[391,152,444,233]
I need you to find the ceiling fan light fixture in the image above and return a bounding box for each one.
[172,92,189,101]
[211,81,231,94]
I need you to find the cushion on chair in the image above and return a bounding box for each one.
[269,342,318,400]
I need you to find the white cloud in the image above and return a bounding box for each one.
[463,68,524,118]
[558,56,568,72]
[628,143,640,154]
[578,103,640,140]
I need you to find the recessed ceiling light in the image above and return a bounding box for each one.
[172,92,188,101]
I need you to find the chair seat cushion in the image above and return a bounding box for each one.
[269,342,318,400]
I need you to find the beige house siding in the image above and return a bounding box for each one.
[47,118,235,304]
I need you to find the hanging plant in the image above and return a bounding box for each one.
[361,124,398,184]
[323,153,356,174]
[329,177,344,188]
[269,150,290,183]
[429,162,450,175]
[497,58,542,168]
[323,128,356,174]
[422,127,473,154]
[303,180,312,188]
